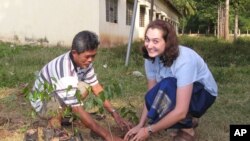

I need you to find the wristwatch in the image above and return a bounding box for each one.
[147,125,154,135]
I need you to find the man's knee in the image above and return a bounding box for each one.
[38,97,62,119]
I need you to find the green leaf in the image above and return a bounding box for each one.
[98,91,106,102]
[113,83,122,96]
[63,107,72,117]
[95,97,103,106]
[22,85,30,96]
[75,90,82,102]
[44,82,49,90]
[120,107,126,113]
[98,107,104,114]
[66,85,73,92]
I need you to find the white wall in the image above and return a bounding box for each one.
[138,0,151,39]
[0,0,179,47]
[0,0,100,46]
[99,0,140,47]
[155,0,179,23]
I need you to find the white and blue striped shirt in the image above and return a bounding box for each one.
[31,51,98,112]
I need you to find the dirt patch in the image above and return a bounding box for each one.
[0,117,8,126]
[0,88,31,128]
[0,87,127,141]
[0,129,12,138]
[0,87,173,141]
[0,87,32,140]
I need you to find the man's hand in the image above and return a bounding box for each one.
[112,111,133,131]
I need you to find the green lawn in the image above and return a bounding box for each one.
[0,36,250,141]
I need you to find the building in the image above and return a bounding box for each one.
[0,0,181,47]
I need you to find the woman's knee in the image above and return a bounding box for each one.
[159,77,177,93]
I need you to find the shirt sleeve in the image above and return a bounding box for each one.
[84,66,99,86]
[145,59,157,80]
[173,57,198,87]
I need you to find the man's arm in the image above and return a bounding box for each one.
[71,106,123,141]
[71,106,107,136]
[91,83,116,113]
[91,83,132,130]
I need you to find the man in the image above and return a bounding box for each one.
[29,31,131,141]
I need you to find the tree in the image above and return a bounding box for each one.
[224,0,230,40]
[171,0,197,34]
[194,0,217,34]
[217,0,230,40]
[231,0,248,40]
[172,0,250,37]
[232,0,239,39]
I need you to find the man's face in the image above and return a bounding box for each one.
[72,49,97,68]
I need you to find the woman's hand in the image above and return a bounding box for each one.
[129,127,149,141]
[124,124,143,141]
[112,111,133,131]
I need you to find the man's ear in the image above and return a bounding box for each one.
[71,50,77,54]
[71,50,79,62]
[71,50,78,57]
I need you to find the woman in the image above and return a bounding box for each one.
[124,20,217,141]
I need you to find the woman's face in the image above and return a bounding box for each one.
[144,28,166,58]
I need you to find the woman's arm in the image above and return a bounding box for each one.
[124,79,157,140]
[147,79,157,90]
[139,79,157,125]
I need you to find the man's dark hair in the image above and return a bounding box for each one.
[72,31,100,53]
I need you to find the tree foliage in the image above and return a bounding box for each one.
[171,0,250,34]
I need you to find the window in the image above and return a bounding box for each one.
[126,0,134,25]
[106,0,118,23]
[156,13,160,19]
[139,6,145,27]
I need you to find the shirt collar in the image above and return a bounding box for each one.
[69,51,78,72]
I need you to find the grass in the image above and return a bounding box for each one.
[0,36,250,141]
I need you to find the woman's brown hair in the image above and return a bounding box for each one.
[142,20,179,67]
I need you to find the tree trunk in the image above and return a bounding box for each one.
[217,4,220,38]
[207,25,210,34]
[182,23,184,34]
[218,3,225,38]
[224,0,230,40]
[234,2,239,40]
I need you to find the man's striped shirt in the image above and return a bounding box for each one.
[31,51,98,112]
